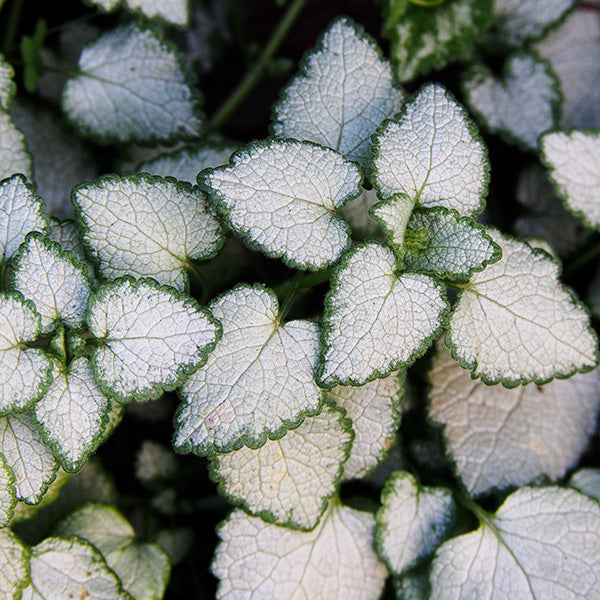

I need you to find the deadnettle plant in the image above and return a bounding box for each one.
[0,0,599,598]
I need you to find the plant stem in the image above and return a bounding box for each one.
[187,261,209,305]
[208,0,307,131]
[2,0,25,55]
[409,0,447,6]
[454,489,494,528]
[273,268,332,300]
[563,241,600,278]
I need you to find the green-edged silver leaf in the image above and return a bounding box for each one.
[376,471,455,576]
[327,373,404,481]
[535,9,600,129]
[137,143,236,185]
[13,233,92,334]
[200,140,362,270]
[0,413,58,504]
[382,0,493,82]
[213,505,388,600]
[429,341,600,496]
[0,54,15,110]
[211,405,352,531]
[370,193,415,255]
[490,0,577,46]
[23,536,132,600]
[87,277,221,403]
[0,528,29,600]
[88,0,189,26]
[54,503,170,600]
[47,219,88,264]
[0,111,32,181]
[395,569,430,600]
[462,52,561,151]
[541,129,600,230]
[34,358,111,473]
[430,486,600,600]
[447,229,598,386]
[0,174,49,263]
[0,451,16,526]
[372,84,488,216]
[319,242,447,387]
[174,284,323,456]
[0,293,52,414]
[570,468,600,502]
[271,16,405,168]
[73,173,223,291]
[62,23,203,145]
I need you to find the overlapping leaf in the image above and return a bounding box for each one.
[0,528,29,600]
[272,16,405,167]
[372,84,488,216]
[0,53,15,110]
[62,23,203,144]
[73,173,224,290]
[447,229,598,386]
[89,0,189,26]
[200,140,362,270]
[174,284,323,455]
[0,112,32,181]
[570,468,600,502]
[0,452,16,526]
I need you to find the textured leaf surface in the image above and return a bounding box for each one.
[376,471,455,576]
[0,413,58,504]
[429,342,600,495]
[0,528,29,600]
[370,194,415,255]
[327,373,403,480]
[403,208,500,278]
[174,284,323,455]
[13,234,92,334]
[430,487,600,600]
[373,84,488,215]
[448,229,598,386]
[383,0,493,82]
[0,175,48,262]
[0,452,16,526]
[34,359,110,473]
[319,242,447,386]
[535,9,600,128]
[74,174,223,290]
[125,0,188,26]
[55,503,170,600]
[48,219,89,264]
[213,505,387,600]
[24,536,131,600]
[491,0,576,45]
[462,53,561,150]
[212,405,352,530]
[541,129,600,229]
[0,54,15,110]
[87,278,220,403]
[62,23,203,144]
[272,17,405,167]
[570,468,600,502]
[0,111,32,181]
[201,140,361,270]
[0,293,52,414]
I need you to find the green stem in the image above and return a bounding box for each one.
[563,241,600,278]
[442,280,470,290]
[208,0,307,131]
[2,0,25,55]
[186,261,208,305]
[454,490,494,528]
[273,268,332,300]
[409,0,447,6]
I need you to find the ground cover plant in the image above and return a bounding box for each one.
[0,0,600,598]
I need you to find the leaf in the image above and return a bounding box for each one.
[174,284,324,455]
[327,373,404,481]
[447,229,598,386]
[0,175,48,263]
[54,503,170,600]
[429,341,600,495]
[135,441,178,484]
[319,242,447,387]
[535,9,600,128]
[0,292,53,414]
[271,16,405,168]
[462,52,561,151]
[87,277,220,403]
[62,23,203,145]
[370,193,415,255]
[372,84,489,216]
[200,140,362,270]
[34,358,111,473]
[213,505,388,599]
[23,536,132,600]
[490,0,577,46]
[73,173,224,291]
[430,486,600,599]
[541,129,600,230]
[124,0,189,26]
[210,405,352,531]
[0,111,32,181]
[0,528,29,600]
[570,468,600,502]
[340,187,382,238]
[0,54,16,110]
[0,413,59,504]
[47,219,89,265]
[0,451,16,526]
[13,233,93,334]
[137,143,236,185]
[382,0,493,82]
[376,471,455,576]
